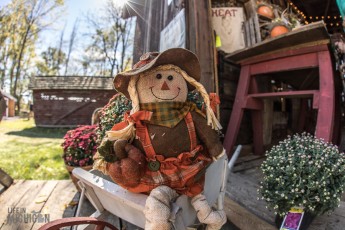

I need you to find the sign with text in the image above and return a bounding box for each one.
[160,9,186,51]
[211,7,245,53]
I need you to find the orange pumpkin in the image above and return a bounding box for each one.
[257,5,274,19]
[270,25,289,38]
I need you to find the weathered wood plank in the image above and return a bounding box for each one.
[248,17,255,46]
[244,21,250,47]
[234,154,262,166]
[33,89,114,127]
[187,0,215,93]
[226,21,329,63]
[224,196,276,230]
[232,158,265,173]
[29,76,114,90]
[0,180,58,230]
[309,201,345,230]
[249,90,319,99]
[0,180,32,226]
[31,180,79,230]
[226,172,275,224]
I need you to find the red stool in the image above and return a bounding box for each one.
[223,42,336,156]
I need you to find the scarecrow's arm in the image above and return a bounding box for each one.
[191,111,224,159]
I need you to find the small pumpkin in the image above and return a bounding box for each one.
[270,25,289,38]
[257,5,274,19]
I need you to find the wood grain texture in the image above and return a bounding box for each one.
[1,180,58,230]
[224,196,276,230]
[33,89,114,127]
[186,0,215,93]
[226,21,329,63]
[31,180,79,230]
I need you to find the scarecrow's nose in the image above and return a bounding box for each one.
[161,81,170,90]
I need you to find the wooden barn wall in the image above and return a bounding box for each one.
[132,0,216,93]
[33,90,115,127]
[186,0,216,93]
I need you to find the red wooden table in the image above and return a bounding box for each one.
[223,22,337,156]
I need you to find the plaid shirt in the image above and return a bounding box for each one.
[139,101,204,128]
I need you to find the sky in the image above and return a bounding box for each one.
[40,0,108,49]
[0,0,126,49]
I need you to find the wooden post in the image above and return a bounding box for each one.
[186,0,215,93]
[315,51,335,142]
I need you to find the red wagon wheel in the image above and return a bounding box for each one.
[38,217,118,230]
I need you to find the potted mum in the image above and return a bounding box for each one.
[259,133,345,229]
[96,94,132,142]
[62,124,98,190]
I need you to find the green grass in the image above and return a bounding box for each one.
[0,119,71,179]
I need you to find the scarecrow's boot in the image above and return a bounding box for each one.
[144,185,179,230]
[191,194,227,230]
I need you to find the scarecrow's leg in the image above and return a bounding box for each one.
[144,185,179,230]
[191,193,227,230]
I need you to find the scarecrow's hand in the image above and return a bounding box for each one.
[107,142,147,188]
[113,139,128,159]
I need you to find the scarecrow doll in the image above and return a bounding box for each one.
[94,48,226,230]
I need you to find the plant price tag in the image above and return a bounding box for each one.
[280,207,304,230]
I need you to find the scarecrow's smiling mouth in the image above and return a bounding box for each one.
[150,87,180,100]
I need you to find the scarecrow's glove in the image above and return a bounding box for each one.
[107,139,146,187]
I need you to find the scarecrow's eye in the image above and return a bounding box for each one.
[167,75,173,81]
[156,74,162,79]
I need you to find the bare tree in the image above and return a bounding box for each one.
[64,18,79,75]
[85,0,134,77]
[0,0,64,111]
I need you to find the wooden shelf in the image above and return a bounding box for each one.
[249,90,318,99]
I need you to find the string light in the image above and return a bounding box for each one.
[287,0,342,28]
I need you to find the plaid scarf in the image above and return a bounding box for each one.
[140,101,204,128]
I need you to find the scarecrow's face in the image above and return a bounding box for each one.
[137,67,188,103]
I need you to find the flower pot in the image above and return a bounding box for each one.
[275,212,316,230]
[65,164,93,192]
[270,25,289,38]
[257,5,274,19]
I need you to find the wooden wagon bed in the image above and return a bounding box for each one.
[1,158,344,230]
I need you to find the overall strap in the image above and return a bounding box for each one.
[184,112,197,151]
[135,122,157,160]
